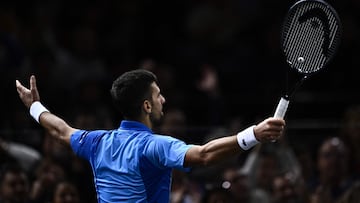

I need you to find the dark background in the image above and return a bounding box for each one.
[1,0,359,157]
[1,1,360,202]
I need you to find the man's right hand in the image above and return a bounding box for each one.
[254,117,286,142]
[16,75,40,109]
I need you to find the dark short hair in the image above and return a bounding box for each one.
[110,69,158,120]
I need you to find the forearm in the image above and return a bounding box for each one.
[30,102,76,145]
[184,126,258,167]
[39,112,76,145]
[198,135,242,165]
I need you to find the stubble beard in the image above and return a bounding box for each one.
[150,111,164,128]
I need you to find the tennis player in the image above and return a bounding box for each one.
[16,69,285,202]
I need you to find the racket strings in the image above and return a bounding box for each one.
[288,3,325,72]
[282,1,341,74]
[283,4,322,73]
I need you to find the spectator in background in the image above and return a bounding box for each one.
[310,137,354,203]
[0,164,30,203]
[271,172,309,203]
[41,134,73,173]
[221,164,270,203]
[170,170,202,203]
[41,135,96,203]
[201,187,234,203]
[29,159,66,203]
[293,145,317,193]
[339,105,360,178]
[255,149,279,193]
[52,181,81,203]
[336,181,360,203]
[241,140,302,202]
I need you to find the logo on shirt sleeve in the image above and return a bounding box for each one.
[79,131,90,144]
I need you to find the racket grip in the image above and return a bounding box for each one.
[274,97,289,118]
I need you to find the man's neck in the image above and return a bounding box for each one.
[135,116,152,130]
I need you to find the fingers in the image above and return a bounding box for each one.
[267,118,285,141]
[16,76,41,108]
[15,80,30,95]
[30,75,37,91]
[267,117,286,126]
[254,117,286,142]
[263,118,285,131]
[30,75,40,101]
[15,80,22,93]
[266,118,285,132]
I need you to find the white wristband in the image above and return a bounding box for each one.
[237,125,259,150]
[30,101,49,123]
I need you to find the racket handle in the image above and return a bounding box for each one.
[274,97,289,118]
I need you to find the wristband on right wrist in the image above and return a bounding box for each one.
[30,101,49,123]
[236,125,259,150]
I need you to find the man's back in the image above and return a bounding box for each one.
[70,120,191,202]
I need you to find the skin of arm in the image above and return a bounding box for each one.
[184,135,241,167]
[184,118,285,167]
[16,75,77,145]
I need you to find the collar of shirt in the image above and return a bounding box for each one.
[119,120,153,133]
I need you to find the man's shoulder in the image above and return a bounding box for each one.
[148,133,178,142]
[144,134,188,149]
[72,129,114,144]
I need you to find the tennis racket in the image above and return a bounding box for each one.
[273,0,342,119]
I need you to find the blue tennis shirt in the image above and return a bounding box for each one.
[70,120,192,203]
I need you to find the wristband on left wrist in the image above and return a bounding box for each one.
[29,101,49,123]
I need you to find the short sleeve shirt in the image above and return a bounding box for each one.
[70,120,192,203]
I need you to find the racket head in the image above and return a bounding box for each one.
[281,0,342,74]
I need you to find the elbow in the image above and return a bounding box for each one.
[197,148,215,167]
[47,127,65,142]
[199,155,217,167]
[47,120,72,144]
[200,158,212,167]
[185,145,218,167]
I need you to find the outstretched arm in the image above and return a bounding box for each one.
[184,117,285,167]
[16,75,77,145]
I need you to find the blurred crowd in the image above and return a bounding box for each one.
[1,0,360,202]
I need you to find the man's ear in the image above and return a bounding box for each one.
[143,100,152,114]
